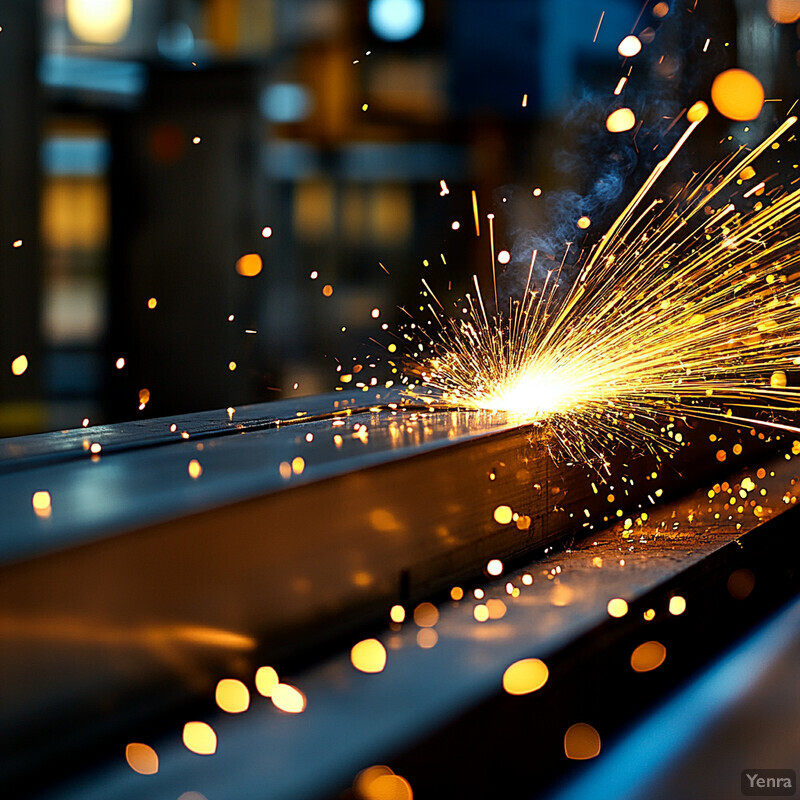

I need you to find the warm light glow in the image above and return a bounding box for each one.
[617,35,642,57]
[413,602,439,627]
[687,100,709,123]
[390,604,406,623]
[668,595,687,615]
[215,679,250,713]
[767,0,800,23]
[577,216,591,229]
[255,666,279,697]
[66,0,132,44]
[416,628,438,648]
[473,604,489,622]
[493,505,513,524]
[182,722,217,755]
[354,766,395,799]
[271,683,306,713]
[262,226,273,238]
[486,598,507,619]
[367,774,414,800]
[606,108,636,132]
[125,742,158,775]
[630,640,667,672]
[235,253,263,277]
[711,69,764,121]
[138,388,151,404]
[188,459,203,479]
[653,2,669,17]
[32,491,51,518]
[351,638,388,673]
[606,598,628,618]
[11,354,28,376]
[564,723,601,759]
[115,357,125,369]
[228,361,237,371]
[771,370,787,389]
[502,658,549,695]
[486,558,503,576]
[450,586,464,600]
[322,284,334,297]
[498,249,511,264]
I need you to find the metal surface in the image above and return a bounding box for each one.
[0,389,787,792]
[32,450,800,800]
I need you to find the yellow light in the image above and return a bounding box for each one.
[606,108,636,132]
[668,595,687,615]
[390,604,406,623]
[473,604,489,622]
[292,456,305,475]
[577,216,591,229]
[493,505,513,524]
[630,640,667,672]
[740,165,756,180]
[617,35,642,57]
[188,459,203,479]
[413,602,439,627]
[271,683,306,713]
[643,608,656,621]
[771,370,787,388]
[767,0,800,23]
[32,491,51,518]
[255,666,279,697]
[711,69,764,121]
[182,722,217,755]
[687,100,709,123]
[564,723,601,760]
[606,598,628,618]
[486,558,503,576]
[228,361,237,371]
[125,742,158,775]
[66,0,132,44]
[11,354,28,376]
[450,586,464,601]
[147,297,157,309]
[351,638,387,673]
[502,658,549,695]
[215,679,250,713]
[235,253,263,277]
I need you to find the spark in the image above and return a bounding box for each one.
[472,190,480,236]
[593,10,605,43]
[410,114,800,464]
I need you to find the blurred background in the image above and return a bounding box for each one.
[0,0,798,435]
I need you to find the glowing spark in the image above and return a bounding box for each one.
[411,115,800,463]
[593,10,605,43]
[614,76,628,95]
[472,190,480,236]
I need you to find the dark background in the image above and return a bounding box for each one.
[0,0,797,435]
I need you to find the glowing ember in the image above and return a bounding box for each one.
[235,253,263,277]
[125,743,158,775]
[350,638,387,673]
[576,216,591,229]
[11,354,28,376]
[617,35,642,58]
[711,69,764,121]
[767,0,800,23]
[182,722,217,755]
[605,107,636,132]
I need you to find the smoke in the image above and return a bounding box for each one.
[496,4,716,302]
